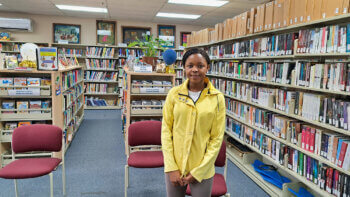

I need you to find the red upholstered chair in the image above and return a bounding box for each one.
[186,141,230,197]
[0,124,66,197]
[125,120,163,197]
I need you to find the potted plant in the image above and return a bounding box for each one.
[128,33,168,70]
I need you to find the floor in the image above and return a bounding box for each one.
[0,110,269,197]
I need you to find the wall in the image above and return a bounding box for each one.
[0,12,205,48]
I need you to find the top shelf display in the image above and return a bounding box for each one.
[186,1,350,48]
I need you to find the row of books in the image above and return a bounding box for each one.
[3,121,47,130]
[118,48,144,57]
[226,119,350,196]
[208,32,296,58]
[84,71,118,82]
[176,70,183,78]
[158,50,184,59]
[86,47,115,58]
[0,77,51,87]
[131,100,165,109]
[209,61,350,93]
[63,97,83,125]
[0,43,21,52]
[85,59,117,70]
[58,48,84,57]
[214,78,350,130]
[85,97,110,107]
[132,80,172,86]
[2,100,50,113]
[226,100,350,171]
[62,84,83,111]
[175,79,182,86]
[84,83,118,94]
[297,25,350,54]
[62,70,83,90]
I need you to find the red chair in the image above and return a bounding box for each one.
[0,124,66,197]
[186,141,230,197]
[125,120,163,197]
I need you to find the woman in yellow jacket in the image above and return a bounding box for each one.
[162,48,226,197]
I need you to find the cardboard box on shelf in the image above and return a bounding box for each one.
[232,16,238,38]
[241,11,250,36]
[312,0,322,20]
[265,2,274,31]
[298,0,307,23]
[250,7,257,34]
[342,0,350,14]
[306,0,314,22]
[254,6,260,32]
[273,0,284,29]
[283,0,291,27]
[258,4,265,32]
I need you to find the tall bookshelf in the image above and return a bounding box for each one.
[0,66,84,167]
[186,12,350,197]
[52,43,122,110]
[122,71,175,155]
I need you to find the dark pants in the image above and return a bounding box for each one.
[165,173,213,197]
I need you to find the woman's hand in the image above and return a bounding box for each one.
[182,173,198,185]
[167,170,185,186]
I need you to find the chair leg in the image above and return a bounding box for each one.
[62,162,66,196]
[50,172,53,197]
[14,179,18,197]
[125,165,129,197]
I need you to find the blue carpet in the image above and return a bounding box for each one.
[0,110,269,197]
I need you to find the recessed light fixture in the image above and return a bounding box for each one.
[55,5,108,13]
[0,3,2,6]
[156,12,200,19]
[168,0,228,7]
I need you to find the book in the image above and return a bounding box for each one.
[2,100,15,113]
[29,100,41,114]
[16,101,29,114]
[18,121,31,127]
[5,55,18,69]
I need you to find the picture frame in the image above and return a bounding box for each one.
[180,32,191,47]
[96,20,116,45]
[122,26,151,45]
[53,23,81,44]
[157,25,176,48]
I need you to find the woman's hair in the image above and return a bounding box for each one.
[182,48,211,66]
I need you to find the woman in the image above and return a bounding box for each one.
[161,48,226,197]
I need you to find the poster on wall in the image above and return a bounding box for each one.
[122,26,151,45]
[158,25,175,48]
[53,23,81,44]
[37,47,58,71]
[96,20,116,45]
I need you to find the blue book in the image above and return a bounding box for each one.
[346,24,350,52]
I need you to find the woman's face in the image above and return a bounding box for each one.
[184,53,209,85]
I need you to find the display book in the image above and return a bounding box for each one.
[122,72,175,155]
[193,16,350,197]
[0,66,84,168]
[52,43,122,110]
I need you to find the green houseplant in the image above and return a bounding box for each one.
[128,33,168,69]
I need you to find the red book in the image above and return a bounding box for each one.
[306,126,311,152]
[326,168,333,194]
[301,126,306,150]
[309,127,316,153]
[337,141,349,168]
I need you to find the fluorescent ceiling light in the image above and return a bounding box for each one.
[0,3,2,6]
[56,5,107,13]
[156,12,200,19]
[168,0,228,7]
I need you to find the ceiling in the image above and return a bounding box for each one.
[0,0,270,27]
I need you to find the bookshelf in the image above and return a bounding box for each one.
[186,8,350,197]
[122,71,175,155]
[52,43,123,110]
[0,66,84,168]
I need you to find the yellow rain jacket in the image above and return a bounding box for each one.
[161,77,225,182]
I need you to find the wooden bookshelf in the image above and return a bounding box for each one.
[123,71,175,155]
[187,10,350,196]
[0,66,84,168]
